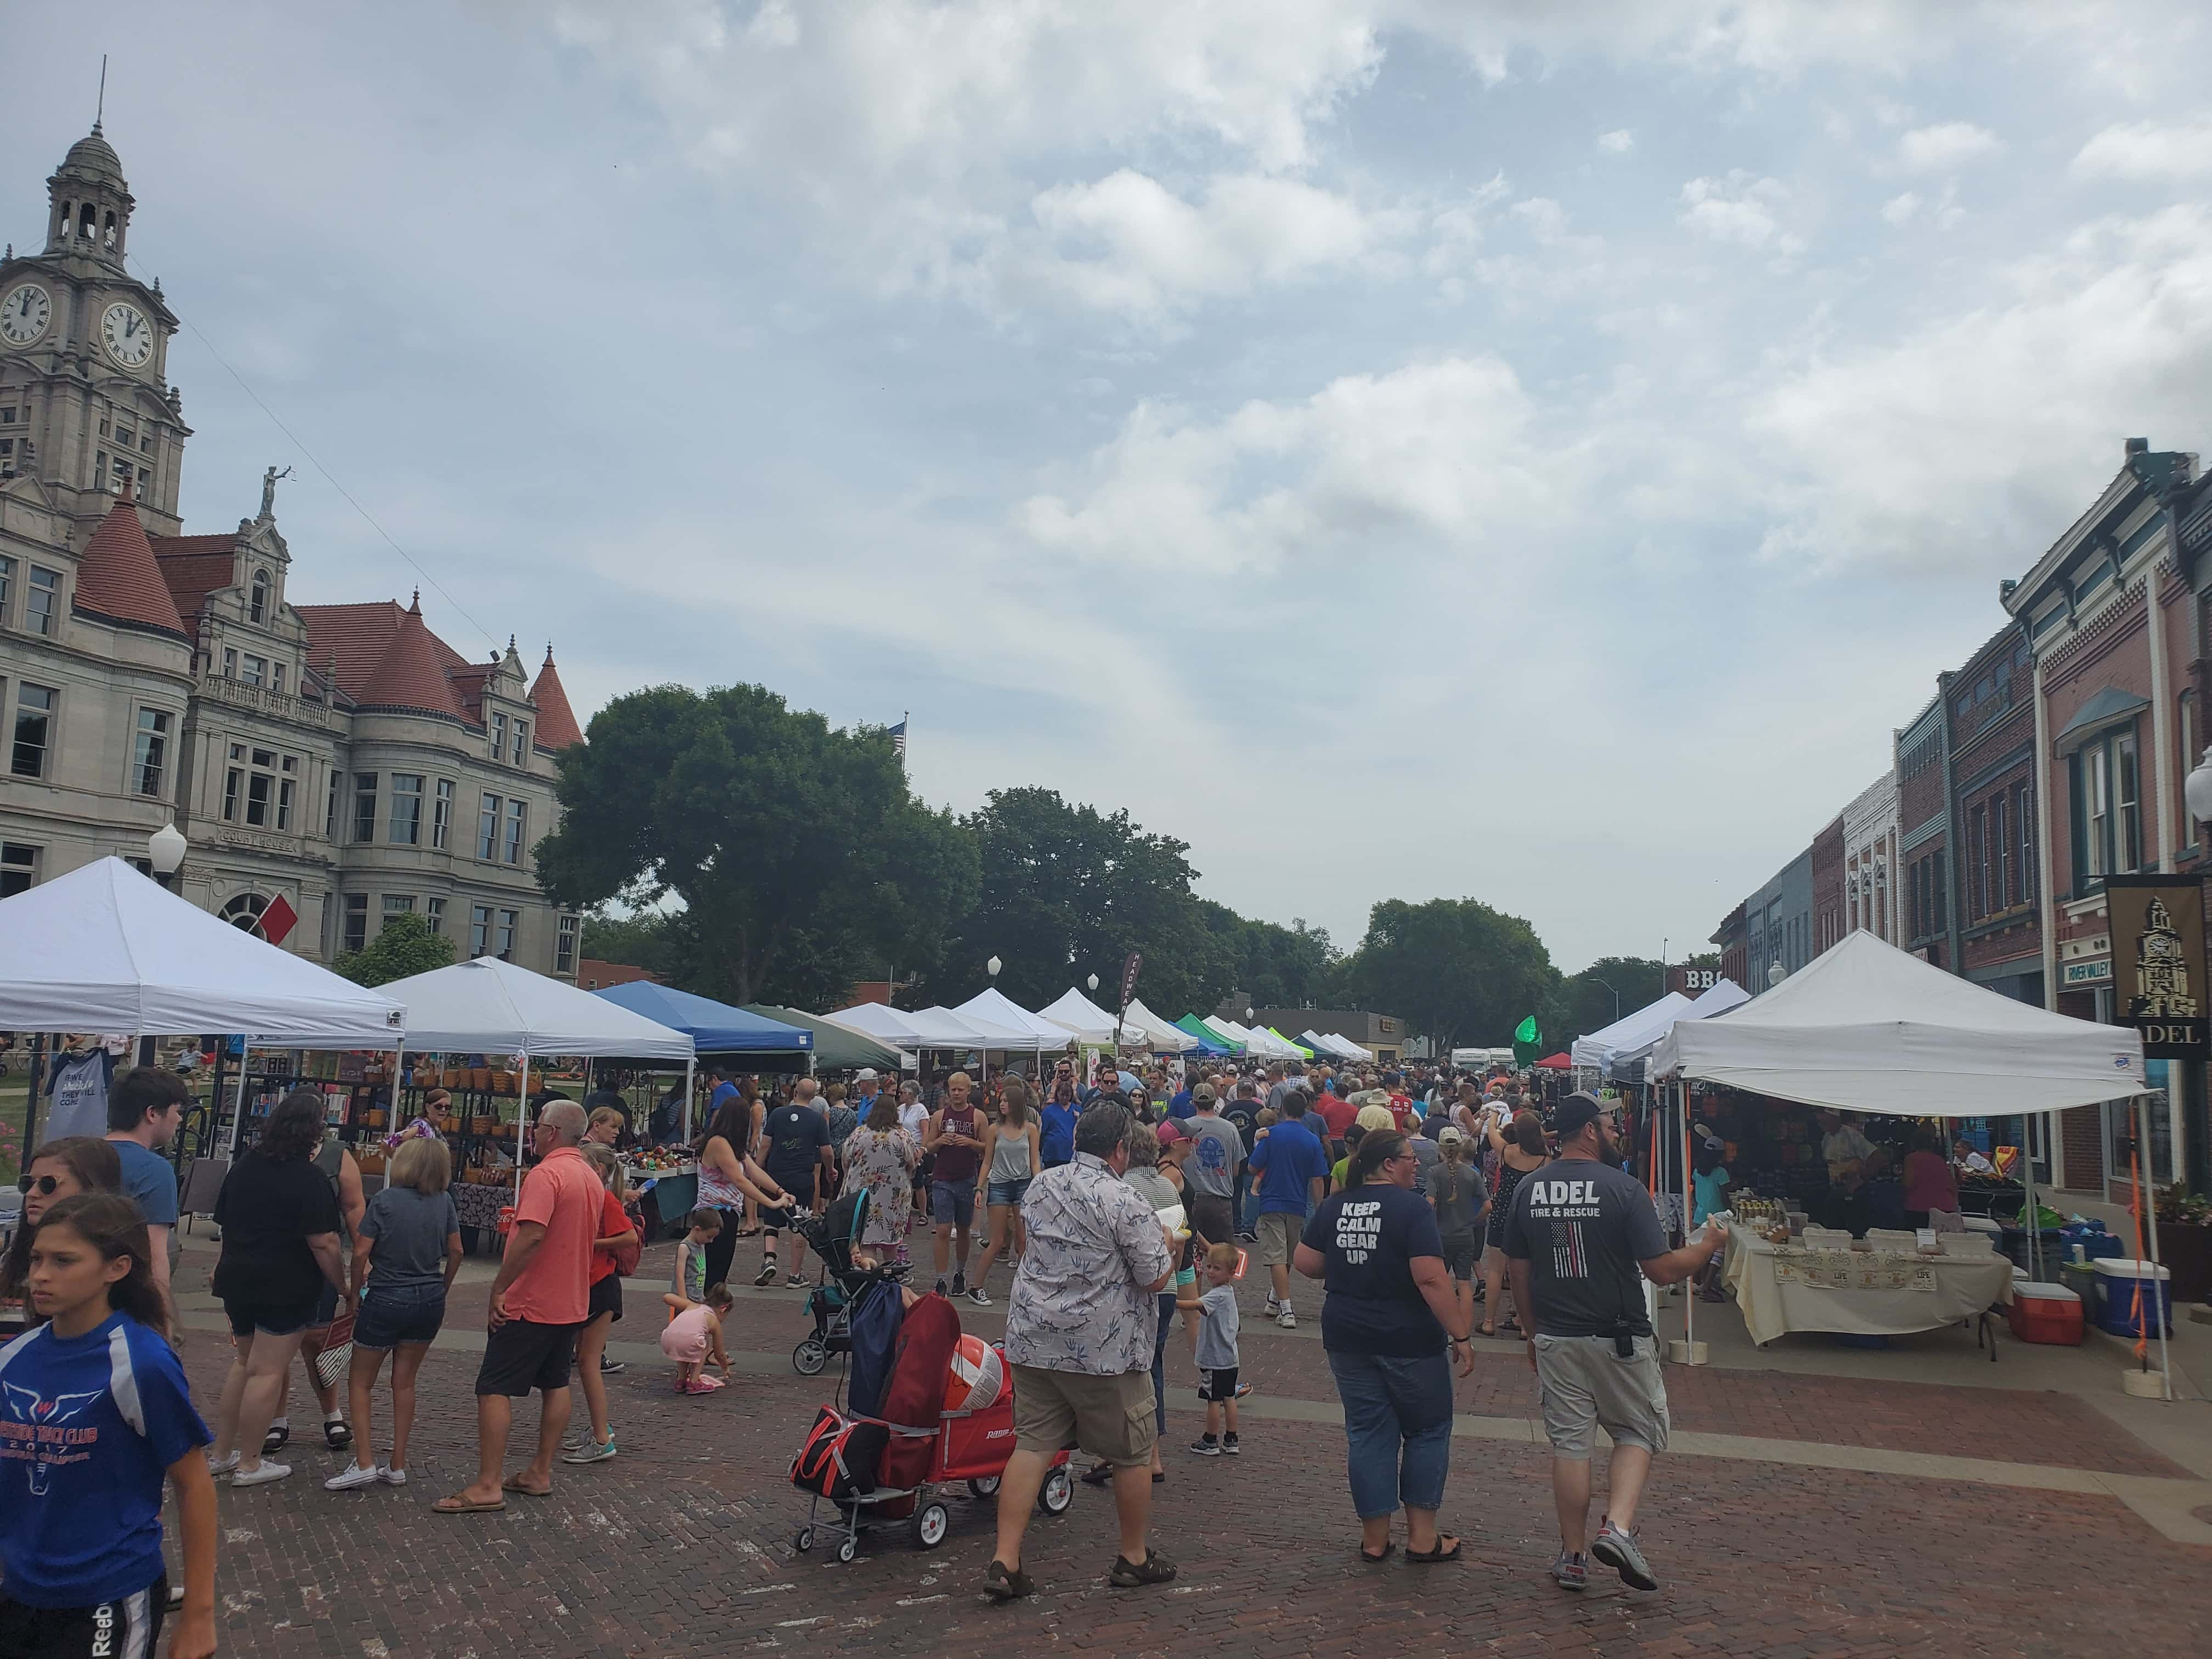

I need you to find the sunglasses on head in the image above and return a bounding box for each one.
[17,1174,63,1196]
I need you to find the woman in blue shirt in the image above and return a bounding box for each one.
[1296,1131,1475,1565]
[0,1192,216,1659]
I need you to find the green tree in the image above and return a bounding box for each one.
[939,788,1233,1016]
[535,684,978,1007]
[334,912,455,988]
[1560,956,1667,1044]
[1341,897,1560,1053]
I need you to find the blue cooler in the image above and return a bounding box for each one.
[2090,1258,2172,1337]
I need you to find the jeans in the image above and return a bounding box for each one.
[1149,1290,1176,1438]
[1325,1347,1453,1520]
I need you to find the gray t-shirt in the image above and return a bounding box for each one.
[1425,1158,1487,1238]
[358,1186,460,1294]
[1193,1282,1240,1371]
[1183,1115,1244,1199]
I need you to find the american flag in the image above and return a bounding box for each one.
[889,715,907,764]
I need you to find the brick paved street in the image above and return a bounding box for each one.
[154,1237,2212,1658]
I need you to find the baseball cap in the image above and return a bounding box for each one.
[1554,1091,1605,1140]
[855,1068,879,1082]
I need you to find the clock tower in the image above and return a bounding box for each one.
[0,122,190,538]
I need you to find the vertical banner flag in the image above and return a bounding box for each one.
[2106,874,2207,1059]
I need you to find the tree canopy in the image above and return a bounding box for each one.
[334,912,454,988]
[535,684,977,1007]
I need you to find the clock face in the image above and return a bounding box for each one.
[101,301,155,368]
[0,284,50,346]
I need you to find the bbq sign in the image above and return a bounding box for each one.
[2107,875,2209,1059]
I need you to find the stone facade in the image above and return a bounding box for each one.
[0,125,585,978]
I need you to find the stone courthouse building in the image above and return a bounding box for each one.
[0,122,584,975]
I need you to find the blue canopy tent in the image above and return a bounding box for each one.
[594,981,814,1063]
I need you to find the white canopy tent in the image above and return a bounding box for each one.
[0,856,405,1046]
[1123,997,1199,1053]
[1605,978,1750,1073]
[956,988,1078,1052]
[1647,930,2165,1389]
[1570,991,1691,1071]
[1038,987,1150,1047]
[376,957,695,1194]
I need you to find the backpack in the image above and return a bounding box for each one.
[789,1406,887,1501]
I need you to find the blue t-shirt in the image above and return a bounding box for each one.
[1300,1183,1449,1357]
[109,1140,179,1228]
[1250,1118,1328,1216]
[0,1313,209,1606]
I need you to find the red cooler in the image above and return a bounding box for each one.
[2007,1282,2084,1346]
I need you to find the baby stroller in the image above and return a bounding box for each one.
[791,1186,905,1377]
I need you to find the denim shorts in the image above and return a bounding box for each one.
[985,1176,1032,1207]
[354,1283,447,1350]
[930,1180,976,1229]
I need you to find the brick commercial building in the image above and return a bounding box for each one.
[0,123,585,974]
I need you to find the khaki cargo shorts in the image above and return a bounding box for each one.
[1010,1363,1156,1470]
[1254,1211,1303,1267]
[1533,1333,1672,1459]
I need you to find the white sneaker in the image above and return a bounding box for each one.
[231,1460,292,1488]
[378,1465,409,1486]
[1277,1308,1296,1330]
[206,1451,239,1477]
[323,1462,381,1492]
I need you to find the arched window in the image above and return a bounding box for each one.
[218,893,269,936]
[250,568,270,624]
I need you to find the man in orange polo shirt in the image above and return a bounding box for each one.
[436,1099,601,1513]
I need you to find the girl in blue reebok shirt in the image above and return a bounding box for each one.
[0,1193,216,1659]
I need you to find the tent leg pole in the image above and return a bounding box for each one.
[515,1055,532,1202]
[2137,1090,2175,1400]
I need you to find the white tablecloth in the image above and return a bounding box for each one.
[1723,1228,2015,1346]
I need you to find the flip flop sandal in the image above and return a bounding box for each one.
[433,1494,507,1515]
[1360,1543,1396,1564]
[1406,1537,1463,1564]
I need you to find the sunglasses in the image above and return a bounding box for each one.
[16,1174,64,1196]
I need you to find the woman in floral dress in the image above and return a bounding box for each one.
[840,1092,917,1264]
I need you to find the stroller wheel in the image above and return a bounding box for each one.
[792,1339,828,1376]
[911,1502,950,1549]
[837,1536,857,1564]
[1040,1466,1074,1516]
[793,1527,814,1553]
[967,1475,1001,1499]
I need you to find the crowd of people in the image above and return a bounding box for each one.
[2,1045,1735,1652]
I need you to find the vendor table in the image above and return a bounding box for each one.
[1723,1226,2015,1347]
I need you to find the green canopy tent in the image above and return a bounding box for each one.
[741,1004,907,1072]
[1177,1013,1240,1053]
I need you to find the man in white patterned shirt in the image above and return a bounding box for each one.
[985,1102,1177,1602]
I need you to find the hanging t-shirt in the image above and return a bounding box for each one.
[1299,1183,1448,1357]
[762,1104,830,1192]
[0,1312,210,1607]
[1501,1158,1668,1339]
[43,1051,114,1142]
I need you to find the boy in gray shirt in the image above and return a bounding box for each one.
[1178,1242,1244,1456]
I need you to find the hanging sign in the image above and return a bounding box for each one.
[2106,874,2208,1059]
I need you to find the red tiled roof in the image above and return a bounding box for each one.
[75,493,186,637]
[352,595,469,721]
[529,647,585,749]
[296,595,484,726]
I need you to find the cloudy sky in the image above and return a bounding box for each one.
[13,2,2212,972]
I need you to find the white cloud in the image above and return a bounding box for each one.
[2072,119,2212,181]
[1597,128,1635,154]
[1678,172,1803,255]
[1750,206,2212,573]
[1898,120,2002,170]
